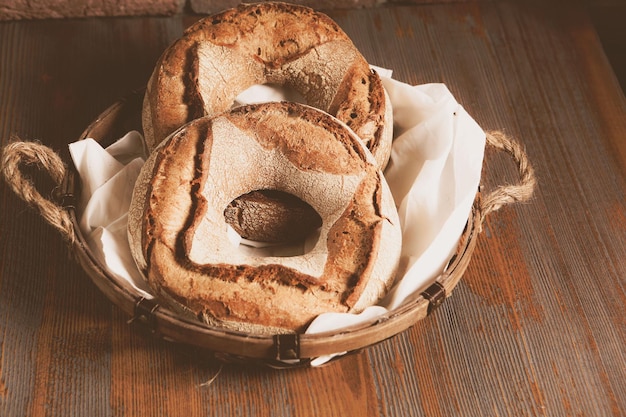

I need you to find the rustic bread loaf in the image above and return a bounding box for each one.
[128,102,402,334]
[143,2,392,169]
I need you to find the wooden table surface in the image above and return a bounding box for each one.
[1,2,625,416]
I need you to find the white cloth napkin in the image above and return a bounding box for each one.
[68,69,485,359]
[69,134,153,298]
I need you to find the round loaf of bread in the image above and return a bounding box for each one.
[142,1,393,169]
[128,102,402,334]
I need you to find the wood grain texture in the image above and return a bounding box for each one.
[1,2,625,416]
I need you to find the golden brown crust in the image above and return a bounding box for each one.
[142,2,392,168]
[128,102,401,334]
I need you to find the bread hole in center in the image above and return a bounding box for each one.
[223,189,322,257]
[233,84,307,107]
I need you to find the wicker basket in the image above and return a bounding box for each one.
[1,91,535,368]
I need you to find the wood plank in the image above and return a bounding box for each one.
[0,2,624,416]
[332,3,626,416]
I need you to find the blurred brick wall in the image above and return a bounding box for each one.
[5,0,613,19]
[0,0,449,20]
[0,0,181,20]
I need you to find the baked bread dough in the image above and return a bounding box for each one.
[142,1,393,169]
[128,102,402,334]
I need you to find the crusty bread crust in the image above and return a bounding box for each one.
[142,2,392,168]
[128,102,401,334]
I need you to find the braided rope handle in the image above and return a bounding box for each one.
[480,130,536,224]
[1,139,75,244]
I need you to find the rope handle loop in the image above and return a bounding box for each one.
[480,130,536,224]
[1,138,75,243]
